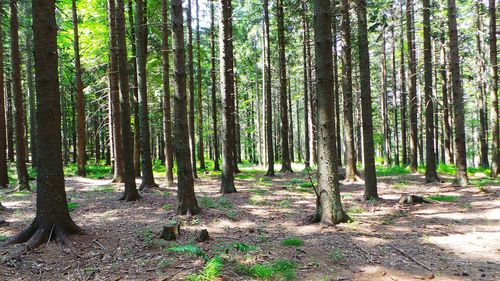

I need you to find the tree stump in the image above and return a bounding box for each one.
[196,229,209,242]
[398,195,432,204]
[160,221,181,240]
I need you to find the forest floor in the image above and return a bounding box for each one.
[0,163,499,281]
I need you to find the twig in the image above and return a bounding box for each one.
[46,225,55,247]
[354,244,375,264]
[306,174,319,198]
[390,245,432,271]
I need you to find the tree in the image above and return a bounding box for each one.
[0,2,8,188]
[423,0,438,182]
[311,0,349,225]
[220,0,237,194]
[135,0,158,190]
[440,29,453,165]
[489,0,499,177]
[10,0,30,191]
[447,0,468,185]
[400,2,408,166]
[391,25,400,166]
[357,0,378,200]
[263,0,274,176]
[407,0,418,173]
[116,0,139,201]
[381,25,391,166]
[210,1,220,171]
[302,3,311,170]
[8,0,83,249]
[187,0,197,178]
[24,4,36,170]
[277,0,292,173]
[72,0,86,177]
[171,0,200,214]
[107,0,124,183]
[161,0,174,186]
[341,0,358,181]
[196,0,205,171]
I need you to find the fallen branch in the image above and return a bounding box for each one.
[390,245,432,271]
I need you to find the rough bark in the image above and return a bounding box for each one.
[264,0,274,176]
[407,0,418,172]
[220,0,237,194]
[391,26,400,166]
[332,1,341,166]
[210,1,220,171]
[6,78,14,162]
[302,3,310,169]
[187,0,197,178]
[10,0,30,191]
[8,0,83,249]
[423,0,438,182]
[440,30,453,165]
[489,0,499,177]
[161,0,174,186]
[0,3,8,188]
[116,0,140,201]
[171,0,200,214]
[475,3,488,169]
[72,0,86,177]
[357,0,378,200]
[24,4,36,169]
[381,26,391,166]
[447,0,468,185]
[135,0,158,190]
[400,2,408,166]
[311,0,349,225]
[195,0,205,170]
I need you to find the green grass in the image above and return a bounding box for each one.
[168,244,207,259]
[237,259,297,281]
[276,199,291,208]
[94,187,115,193]
[9,191,31,197]
[64,163,112,179]
[427,195,460,202]
[162,203,172,211]
[0,235,9,242]
[187,256,224,281]
[281,237,304,247]
[199,196,235,210]
[249,195,268,206]
[347,206,365,215]
[391,180,408,190]
[376,165,410,176]
[329,249,344,262]
[67,202,79,211]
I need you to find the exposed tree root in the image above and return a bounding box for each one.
[119,192,141,201]
[139,182,159,191]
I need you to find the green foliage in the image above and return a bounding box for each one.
[391,180,408,189]
[237,260,297,281]
[9,191,31,197]
[187,256,224,281]
[137,228,155,246]
[67,202,79,211]
[376,165,410,176]
[0,235,9,242]
[231,242,259,253]
[329,249,344,262]
[168,244,206,259]
[162,203,172,211]
[427,195,460,202]
[199,196,235,210]
[64,163,112,179]
[281,237,303,247]
[347,206,365,215]
[249,195,268,205]
[276,199,291,208]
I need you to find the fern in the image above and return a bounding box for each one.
[232,242,258,253]
[168,244,206,258]
[187,256,224,281]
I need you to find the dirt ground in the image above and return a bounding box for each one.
[0,164,499,281]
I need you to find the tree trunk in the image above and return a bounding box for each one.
[381,26,391,166]
[311,0,349,225]
[72,0,86,177]
[0,3,8,188]
[107,0,124,183]
[400,2,407,166]
[423,0,438,182]
[161,0,174,186]
[440,31,453,165]
[210,1,220,171]
[220,0,237,194]
[489,0,499,177]
[447,0,468,185]
[116,0,139,201]
[332,1,341,167]
[391,26,400,166]
[6,78,14,162]
[288,82,294,163]
[341,0,358,180]
[264,0,274,176]
[276,0,292,173]
[187,0,197,179]
[195,0,205,170]
[10,0,29,191]
[171,0,200,214]
[407,0,418,172]
[24,4,36,169]
[302,3,310,169]
[8,0,83,249]
[135,0,158,190]
[357,0,378,200]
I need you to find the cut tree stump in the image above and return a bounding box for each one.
[160,221,181,240]
[398,195,432,204]
[196,229,209,242]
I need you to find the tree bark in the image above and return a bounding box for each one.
[116,0,139,201]
[210,1,220,171]
[357,0,378,200]
[171,0,200,214]
[72,0,86,177]
[220,0,237,194]
[440,30,453,165]
[302,3,310,170]
[0,3,8,188]
[381,26,391,166]
[161,0,174,186]
[264,0,274,176]
[195,0,205,170]
[475,3,488,169]
[423,0,438,182]
[135,0,158,190]
[447,0,468,185]
[311,0,349,225]
[8,0,83,249]
[24,3,36,169]
[6,78,14,162]
[489,0,499,177]
[400,2,408,166]
[391,26,400,166]
[10,0,29,191]
[407,0,418,172]
[332,1,341,167]
[187,0,197,179]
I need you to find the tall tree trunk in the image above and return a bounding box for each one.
[6,78,14,162]
[210,1,220,171]
[400,2,408,166]
[288,82,294,162]
[135,0,158,190]
[264,0,274,176]
[108,0,124,183]
[128,0,141,177]
[357,0,378,200]
[447,0,468,185]
[423,0,438,182]
[116,0,139,201]
[332,1,342,167]
[302,3,310,169]
[276,0,292,173]
[220,0,237,194]
[0,3,8,188]
[171,0,200,214]
[475,3,489,169]
[10,0,29,191]
[195,0,205,170]
[8,0,83,249]
[489,0,499,177]
[311,0,349,225]
[187,0,197,178]
[161,0,174,186]
[381,26,391,166]
[391,26,400,166]
[24,4,36,169]
[407,0,418,172]
[440,31,453,165]
[72,0,86,177]
[341,0,358,180]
